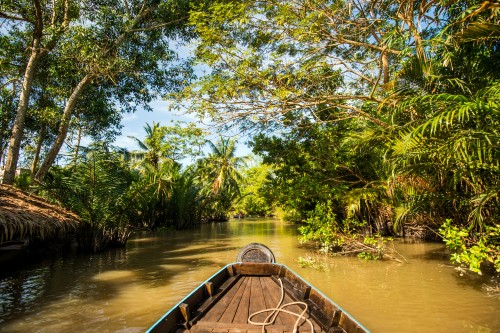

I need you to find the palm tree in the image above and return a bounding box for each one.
[128,122,168,170]
[170,166,203,229]
[389,83,500,228]
[41,143,134,252]
[202,137,247,195]
[383,2,500,232]
[198,137,248,219]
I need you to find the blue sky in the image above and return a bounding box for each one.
[109,40,253,161]
[112,98,253,161]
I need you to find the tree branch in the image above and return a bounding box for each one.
[0,11,32,23]
[127,16,188,32]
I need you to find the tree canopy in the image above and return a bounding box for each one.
[179,0,500,273]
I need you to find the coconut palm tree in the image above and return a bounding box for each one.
[198,137,248,219]
[128,122,168,170]
[201,137,247,196]
[170,166,203,229]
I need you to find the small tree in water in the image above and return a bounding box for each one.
[299,201,398,261]
[439,220,500,275]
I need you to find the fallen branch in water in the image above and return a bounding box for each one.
[303,233,408,264]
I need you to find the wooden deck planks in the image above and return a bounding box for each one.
[247,275,271,325]
[190,321,296,333]
[219,277,251,323]
[202,276,246,323]
[198,276,321,333]
[233,277,252,324]
[258,277,284,326]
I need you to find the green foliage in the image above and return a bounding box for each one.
[388,82,500,230]
[35,132,247,238]
[251,126,341,221]
[357,236,388,260]
[45,144,133,229]
[169,166,203,229]
[297,254,329,271]
[2,0,202,184]
[182,0,408,129]
[298,201,391,260]
[13,171,31,191]
[298,202,345,253]
[126,161,202,230]
[252,121,395,234]
[439,219,500,275]
[232,161,274,216]
[0,87,16,160]
[357,252,379,260]
[197,137,248,220]
[39,143,135,251]
[129,122,206,170]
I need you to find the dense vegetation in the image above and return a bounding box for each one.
[1,0,499,273]
[178,0,499,274]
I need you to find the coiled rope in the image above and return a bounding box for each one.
[248,278,314,333]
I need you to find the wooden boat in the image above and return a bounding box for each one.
[147,243,369,333]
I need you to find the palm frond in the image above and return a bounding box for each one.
[457,22,500,43]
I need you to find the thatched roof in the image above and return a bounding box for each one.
[0,185,80,243]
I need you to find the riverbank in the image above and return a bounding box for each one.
[0,185,80,255]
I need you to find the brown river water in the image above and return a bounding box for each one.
[0,218,499,333]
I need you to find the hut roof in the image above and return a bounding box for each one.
[0,185,80,243]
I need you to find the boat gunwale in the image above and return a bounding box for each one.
[146,262,370,333]
[281,263,370,333]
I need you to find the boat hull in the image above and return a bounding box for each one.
[147,262,369,333]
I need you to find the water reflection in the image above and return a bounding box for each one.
[0,219,498,333]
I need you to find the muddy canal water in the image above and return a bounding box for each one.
[0,219,498,332]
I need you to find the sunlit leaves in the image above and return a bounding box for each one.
[129,122,206,169]
[389,82,500,229]
[439,219,500,274]
[182,0,442,130]
[196,137,248,219]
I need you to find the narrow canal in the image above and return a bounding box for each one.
[0,219,498,332]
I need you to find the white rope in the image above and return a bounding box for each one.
[248,278,314,333]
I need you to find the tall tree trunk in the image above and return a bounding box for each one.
[2,0,71,184]
[0,126,8,168]
[35,74,93,181]
[30,126,46,179]
[2,0,44,185]
[0,144,5,167]
[382,52,389,85]
[73,122,82,169]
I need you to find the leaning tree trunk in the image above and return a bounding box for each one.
[3,0,71,184]
[3,44,43,184]
[35,74,93,181]
[34,3,158,181]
